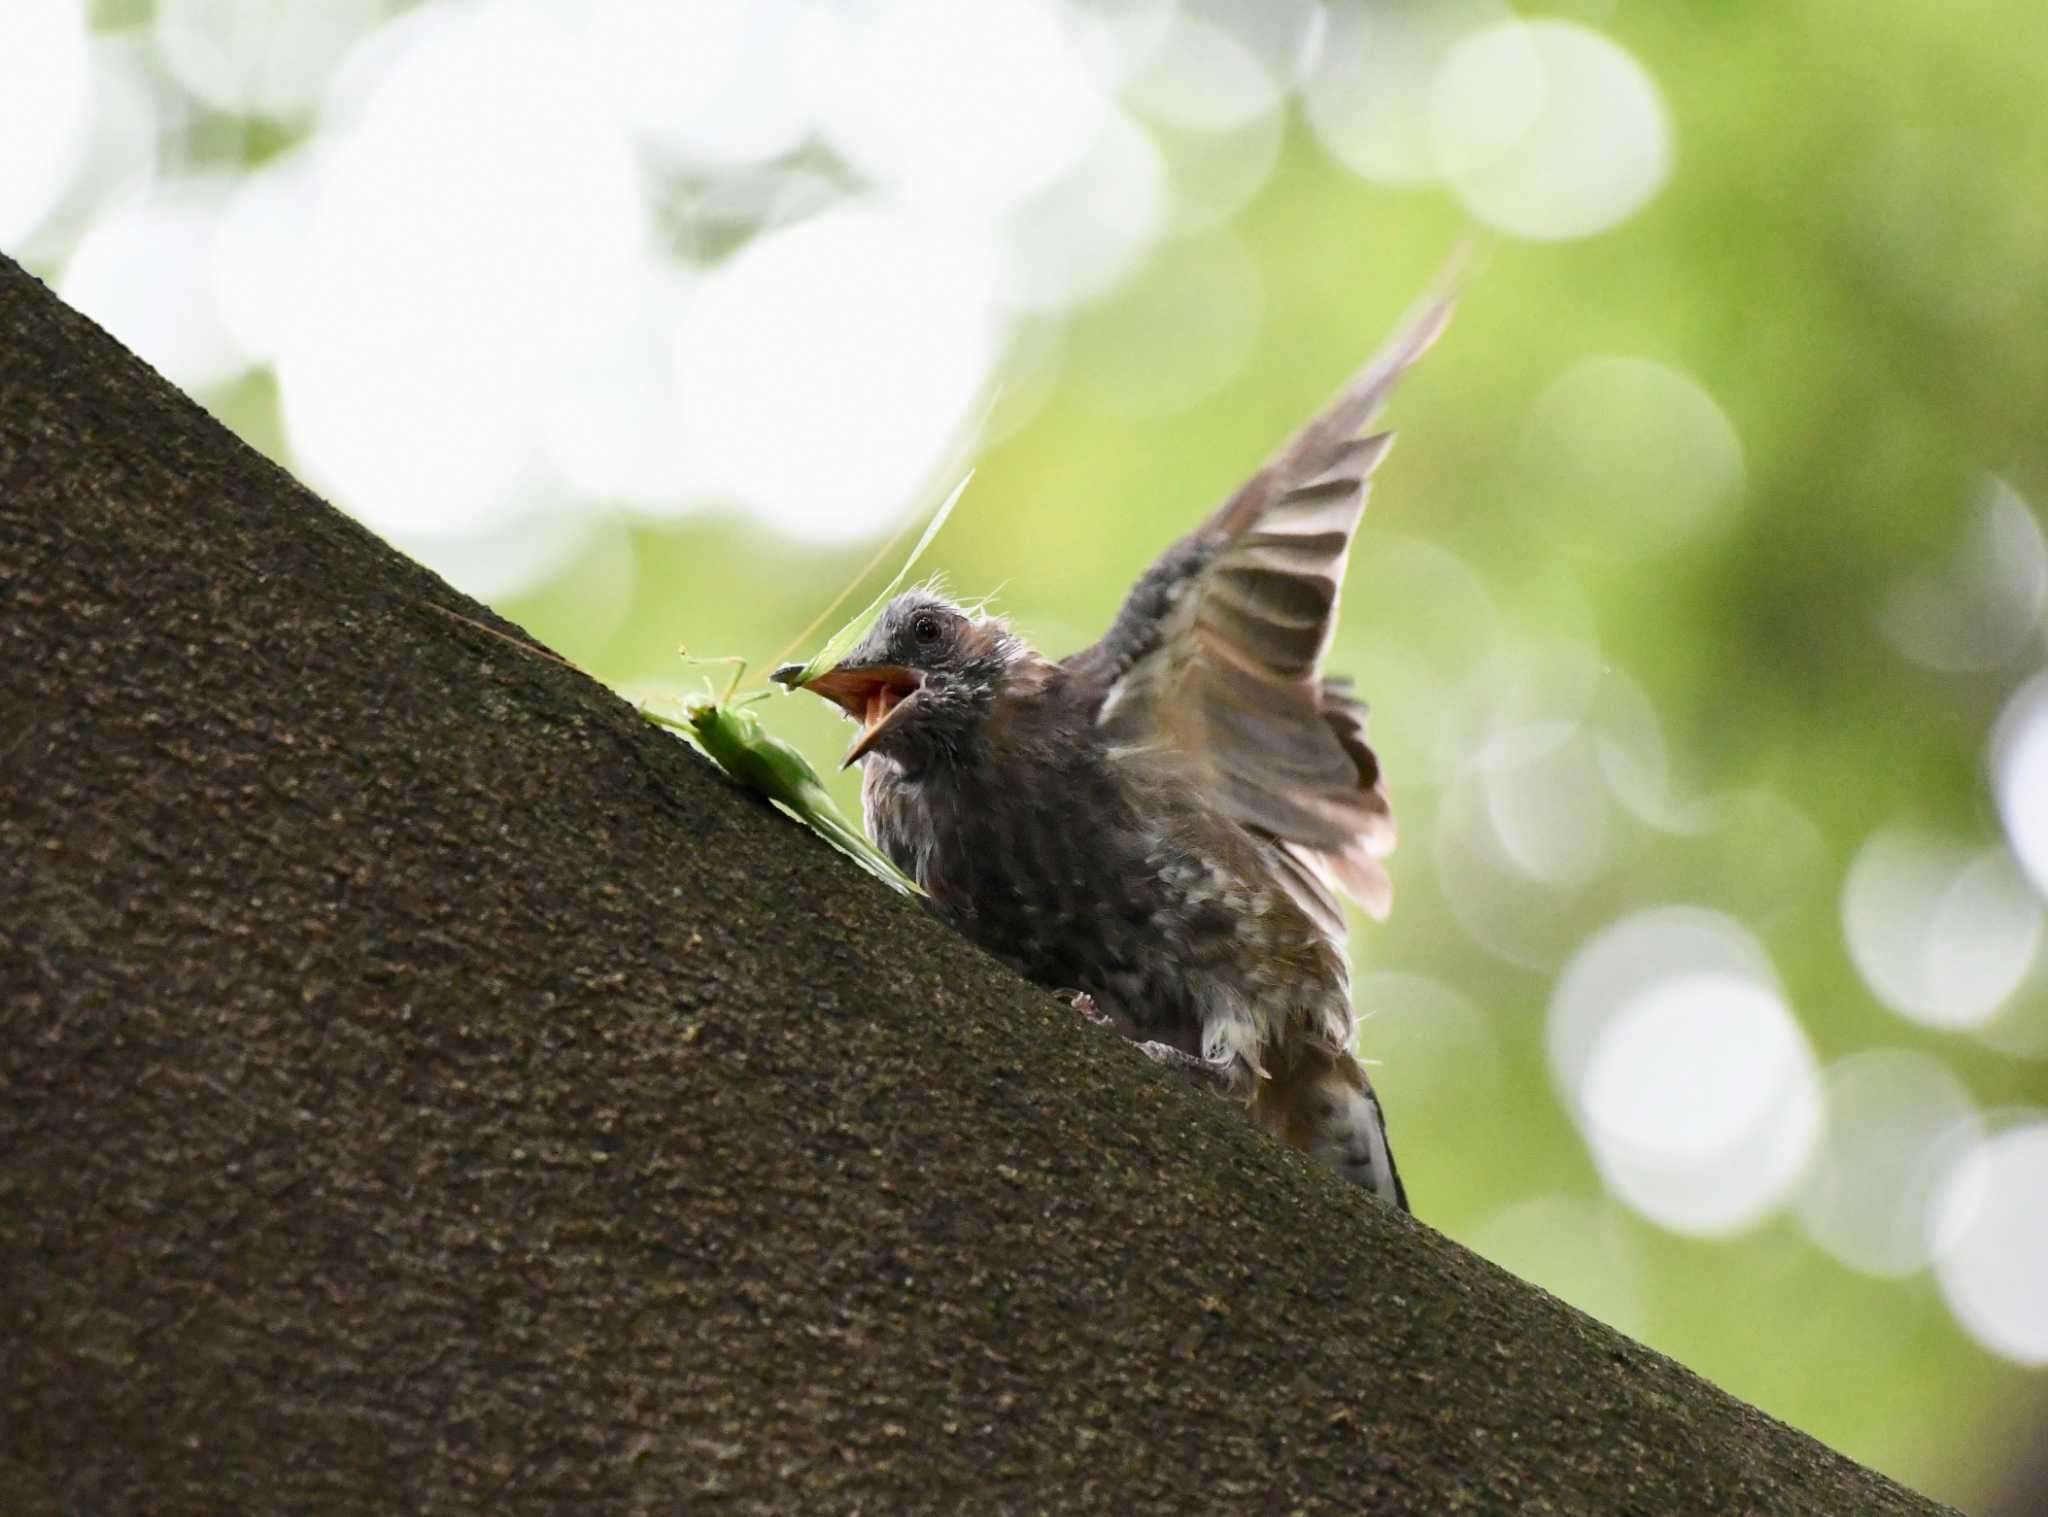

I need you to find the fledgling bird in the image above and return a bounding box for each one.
[776,288,1455,1210]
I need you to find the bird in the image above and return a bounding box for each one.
[774,284,1455,1210]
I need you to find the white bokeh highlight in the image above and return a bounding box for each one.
[824,0,1109,221]
[1064,0,1181,92]
[1003,112,1169,313]
[1432,771,1589,969]
[1432,646,1673,964]
[28,0,1602,600]
[1473,719,1613,888]
[0,0,92,249]
[213,150,320,366]
[277,2,652,555]
[1552,907,1822,1236]
[34,0,1394,594]
[1145,97,1287,240]
[540,270,696,510]
[1122,12,1285,134]
[1301,0,1509,187]
[60,180,247,392]
[1797,1050,1983,1278]
[1879,478,2048,673]
[52,35,171,244]
[1122,8,1292,242]
[586,0,827,170]
[1183,0,1325,90]
[673,205,1001,539]
[1993,674,2048,901]
[1930,1118,2048,1365]
[1429,21,1672,241]
[1842,829,2043,1031]
[153,0,385,118]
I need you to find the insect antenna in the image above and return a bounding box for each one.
[761,509,932,682]
[423,602,595,677]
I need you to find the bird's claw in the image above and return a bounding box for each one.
[1134,1040,1243,1100]
[1055,988,1114,1028]
[1056,990,1240,1100]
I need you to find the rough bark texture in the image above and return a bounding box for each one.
[0,252,1953,1516]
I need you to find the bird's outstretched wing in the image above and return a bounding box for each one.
[1064,281,1455,935]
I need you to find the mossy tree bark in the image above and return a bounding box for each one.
[0,254,1953,1515]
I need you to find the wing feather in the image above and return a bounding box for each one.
[1068,279,1455,930]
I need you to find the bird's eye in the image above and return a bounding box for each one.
[910,612,943,645]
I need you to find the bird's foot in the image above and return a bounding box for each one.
[1055,992,1238,1099]
[1133,1041,1243,1101]
[1055,987,1115,1029]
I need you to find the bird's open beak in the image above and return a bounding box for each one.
[773,661,925,768]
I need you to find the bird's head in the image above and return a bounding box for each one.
[773,591,1028,773]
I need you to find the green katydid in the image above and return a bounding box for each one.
[646,469,972,894]
[641,657,922,896]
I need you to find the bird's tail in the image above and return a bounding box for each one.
[1251,1039,1408,1211]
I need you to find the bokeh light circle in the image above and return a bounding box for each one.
[1929,1119,2048,1365]
[1147,103,1287,240]
[1521,357,1746,559]
[673,203,1002,539]
[1428,21,1672,241]
[1063,0,1180,92]
[1993,673,2048,900]
[1122,13,1284,134]
[1004,111,1169,313]
[1878,478,2048,674]
[824,0,1109,221]
[585,0,824,170]
[1432,644,1672,969]
[153,0,385,118]
[277,1,652,557]
[212,150,318,366]
[68,35,169,224]
[1301,0,1510,187]
[60,181,245,392]
[1472,719,1612,888]
[1432,644,1671,926]
[1797,1050,1983,1278]
[1552,907,1821,1236]
[0,0,91,249]
[542,269,696,509]
[1842,828,2043,1031]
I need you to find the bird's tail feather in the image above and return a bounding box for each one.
[1251,1039,1407,1210]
